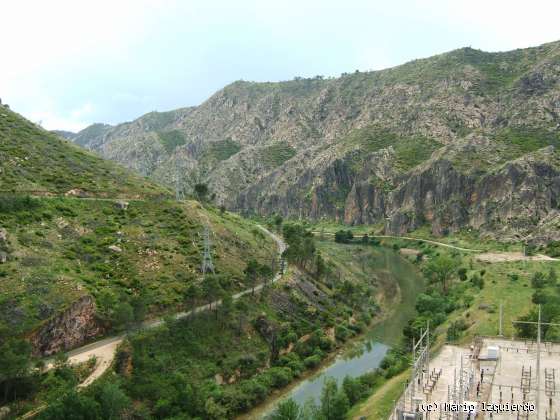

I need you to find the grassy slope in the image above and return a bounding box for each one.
[0,107,164,196]
[0,108,275,343]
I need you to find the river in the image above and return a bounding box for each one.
[242,246,425,419]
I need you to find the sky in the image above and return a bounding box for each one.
[1,0,559,132]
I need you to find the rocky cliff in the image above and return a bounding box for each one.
[29,295,103,356]
[69,41,560,241]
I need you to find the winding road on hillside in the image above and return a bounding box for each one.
[19,223,286,419]
[71,224,285,384]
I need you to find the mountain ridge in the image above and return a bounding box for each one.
[63,40,560,242]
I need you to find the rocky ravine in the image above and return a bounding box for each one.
[62,41,560,241]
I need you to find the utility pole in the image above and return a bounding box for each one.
[499,302,503,337]
[201,225,215,276]
[409,322,430,413]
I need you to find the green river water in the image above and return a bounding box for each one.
[243,247,425,419]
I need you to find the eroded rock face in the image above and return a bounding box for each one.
[236,139,560,242]
[30,295,103,356]
[67,42,560,240]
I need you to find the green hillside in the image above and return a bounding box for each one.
[0,108,164,196]
[0,107,275,350]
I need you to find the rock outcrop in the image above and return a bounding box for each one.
[68,41,560,241]
[30,295,103,356]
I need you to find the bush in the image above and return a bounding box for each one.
[471,274,484,289]
[335,325,350,342]
[447,319,468,341]
[334,230,353,244]
[508,273,520,282]
[303,354,322,369]
[268,367,293,388]
[0,195,40,213]
[531,272,547,289]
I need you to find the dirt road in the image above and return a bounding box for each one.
[313,231,482,252]
[42,224,286,389]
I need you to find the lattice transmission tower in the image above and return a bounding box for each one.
[201,225,215,275]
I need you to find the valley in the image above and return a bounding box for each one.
[1,34,560,420]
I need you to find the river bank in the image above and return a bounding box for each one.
[238,245,425,419]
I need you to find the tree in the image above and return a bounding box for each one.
[334,230,353,244]
[457,267,468,282]
[184,283,201,307]
[131,294,148,323]
[39,390,100,419]
[235,299,249,335]
[320,378,338,419]
[320,377,349,420]
[301,237,316,270]
[532,272,547,289]
[271,398,300,420]
[342,375,363,405]
[315,252,327,280]
[424,255,456,294]
[194,183,209,202]
[549,267,558,286]
[244,259,260,295]
[299,398,320,419]
[96,382,130,420]
[0,338,32,401]
[330,388,350,420]
[258,263,273,286]
[204,397,228,419]
[274,214,283,231]
[546,317,560,341]
[471,274,484,289]
[113,302,134,330]
[220,292,234,325]
[202,274,222,313]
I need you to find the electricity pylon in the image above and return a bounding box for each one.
[201,225,215,275]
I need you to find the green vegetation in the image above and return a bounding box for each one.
[139,110,178,131]
[334,230,354,244]
[494,127,560,157]
[158,130,187,153]
[260,143,297,168]
[0,107,165,196]
[345,126,442,172]
[77,226,384,419]
[201,138,242,162]
[0,197,275,342]
[323,231,560,418]
[271,362,408,420]
[0,107,303,418]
